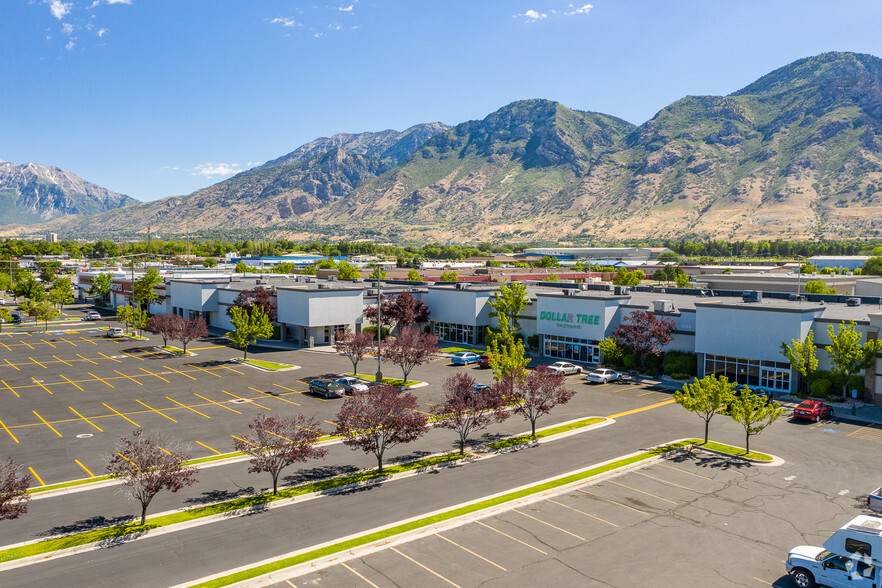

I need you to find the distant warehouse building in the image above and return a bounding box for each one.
[522,247,672,262]
[808,255,871,270]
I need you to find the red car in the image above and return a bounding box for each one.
[792,400,834,422]
[477,354,491,368]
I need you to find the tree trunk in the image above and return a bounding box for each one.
[376,452,384,473]
[531,419,537,439]
[459,436,466,455]
[140,502,148,526]
[243,345,248,360]
[745,432,750,455]
[704,419,709,444]
[272,473,279,495]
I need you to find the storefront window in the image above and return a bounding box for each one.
[543,335,598,363]
[433,322,475,345]
[703,354,791,393]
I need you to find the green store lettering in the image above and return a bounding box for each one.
[539,311,600,325]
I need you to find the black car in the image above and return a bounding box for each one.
[308,379,345,399]
[10,313,21,324]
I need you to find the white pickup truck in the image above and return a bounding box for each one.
[786,515,882,587]
[869,487,882,514]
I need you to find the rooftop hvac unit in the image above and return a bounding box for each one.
[455,283,471,290]
[563,289,579,297]
[847,298,861,307]
[652,300,675,313]
[318,283,332,289]
[614,286,630,295]
[742,290,762,303]
[366,289,377,297]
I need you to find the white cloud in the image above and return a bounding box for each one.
[106,0,132,4]
[338,4,353,11]
[62,22,74,35]
[47,0,72,20]
[565,3,593,15]
[65,40,76,51]
[98,28,108,38]
[271,16,297,27]
[314,32,325,38]
[513,9,548,21]
[193,163,241,178]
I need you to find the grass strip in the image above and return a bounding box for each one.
[161,346,191,356]
[439,346,485,354]
[1,454,463,564]
[243,359,295,370]
[697,440,773,461]
[488,417,605,450]
[191,440,694,587]
[348,373,419,387]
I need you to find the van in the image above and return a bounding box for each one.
[786,515,882,587]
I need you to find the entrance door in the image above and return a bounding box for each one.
[760,367,790,393]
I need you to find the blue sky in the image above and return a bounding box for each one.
[3,0,882,202]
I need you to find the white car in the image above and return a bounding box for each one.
[586,368,620,384]
[83,311,101,321]
[104,327,125,338]
[336,376,369,394]
[547,361,583,375]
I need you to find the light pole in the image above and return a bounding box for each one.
[375,278,383,384]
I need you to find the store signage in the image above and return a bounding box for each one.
[539,311,600,328]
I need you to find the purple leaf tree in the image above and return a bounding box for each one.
[612,310,675,369]
[512,366,577,438]
[334,328,375,375]
[0,458,32,521]
[432,373,508,455]
[383,326,438,384]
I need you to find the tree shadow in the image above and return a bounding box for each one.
[38,514,135,538]
[183,487,257,506]
[387,450,431,465]
[664,449,753,471]
[282,464,360,486]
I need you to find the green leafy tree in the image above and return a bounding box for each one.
[34,301,61,330]
[369,267,387,280]
[407,269,421,281]
[0,307,10,331]
[37,260,59,283]
[0,272,12,292]
[439,270,458,282]
[675,272,690,288]
[88,273,113,304]
[300,264,317,276]
[612,268,644,286]
[48,278,74,311]
[541,273,559,282]
[116,304,134,334]
[599,336,625,366]
[235,261,249,273]
[863,256,882,276]
[674,375,737,444]
[336,261,360,279]
[133,268,163,309]
[781,331,818,395]
[202,258,217,268]
[489,282,529,334]
[804,280,836,295]
[489,315,530,399]
[18,299,37,319]
[727,389,785,454]
[316,257,338,269]
[273,262,296,274]
[533,256,560,268]
[131,306,148,337]
[13,273,44,302]
[229,305,273,359]
[826,321,882,399]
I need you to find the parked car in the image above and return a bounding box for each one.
[105,327,125,338]
[10,313,21,324]
[451,351,481,366]
[586,368,620,384]
[335,376,369,395]
[792,400,834,422]
[309,379,345,399]
[548,361,583,376]
[472,383,491,395]
[477,354,491,368]
[83,311,101,321]
[867,487,882,513]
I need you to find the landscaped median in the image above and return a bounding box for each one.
[239,358,298,371]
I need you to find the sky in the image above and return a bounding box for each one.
[3,1,882,203]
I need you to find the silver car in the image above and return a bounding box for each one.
[336,376,369,395]
[548,361,583,375]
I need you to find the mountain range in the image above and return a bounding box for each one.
[5,51,882,242]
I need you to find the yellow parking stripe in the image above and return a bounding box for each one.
[341,562,381,588]
[60,375,84,391]
[140,367,170,383]
[547,498,619,527]
[78,337,98,345]
[99,352,122,363]
[53,355,73,367]
[606,398,676,419]
[33,410,63,437]
[475,521,547,554]
[188,364,223,378]
[272,383,304,394]
[636,390,660,397]
[194,440,221,454]
[103,403,140,427]
[163,365,197,380]
[120,351,145,361]
[166,397,210,418]
[436,533,506,571]
[69,406,104,432]
[5,358,20,371]
[231,434,255,447]
[0,416,19,443]
[2,379,19,398]
[28,467,44,486]
[20,340,34,350]
[222,390,271,410]
[89,372,115,388]
[577,489,649,515]
[218,364,245,375]
[611,384,643,394]
[136,399,178,422]
[42,340,57,348]
[59,338,77,346]
[77,354,98,365]
[114,370,143,385]
[195,393,242,414]
[390,547,461,588]
[0,340,10,352]
[187,346,225,351]
[249,386,300,406]
[74,459,94,477]
[513,509,586,540]
[32,378,53,395]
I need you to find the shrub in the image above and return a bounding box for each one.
[623,353,639,370]
[668,372,691,380]
[846,375,865,398]
[810,378,831,398]
[644,367,658,377]
[363,325,391,339]
[662,351,698,377]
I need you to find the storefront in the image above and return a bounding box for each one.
[276,283,364,347]
[535,291,628,364]
[425,284,495,346]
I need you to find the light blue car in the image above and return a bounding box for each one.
[451,351,481,365]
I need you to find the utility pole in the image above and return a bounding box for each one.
[375,279,383,384]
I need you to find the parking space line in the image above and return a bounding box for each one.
[20,340,34,350]
[28,467,44,486]
[77,354,98,365]
[231,434,255,446]
[475,521,547,554]
[576,489,649,515]
[136,399,179,422]
[196,393,243,414]
[60,374,84,391]
[340,562,381,588]
[0,340,10,352]
[69,406,104,432]
[32,378,53,395]
[217,364,245,375]
[120,351,145,361]
[632,471,700,493]
[5,358,21,371]
[390,547,461,588]
[166,397,211,418]
[164,365,198,380]
[188,345,226,351]
[249,386,300,406]
[103,403,140,427]
[513,508,586,540]
[610,384,643,394]
[436,533,506,571]
[53,355,73,367]
[74,459,94,477]
[753,577,773,586]
[89,372,115,388]
[194,440,221,454]
[0,416,19,443]
[657,463,718,481]
[324,420,342,430]
[188,364,222,378]
[42,340,57,348]
[58,338,77,346]
[636,390,661,397]
[33,410,63,437]
[99,352,122,363]
[547,498,619,527]
[140,367,170,383]
[222,390,271,410]
[2,379,19,398]
[78,337,98,345]
[607,480,677,504]
[28,356,49,369]
[114,370,144,385]
[272,383,304,394]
